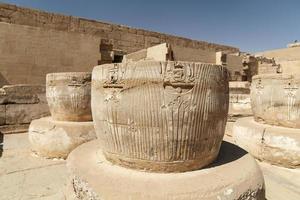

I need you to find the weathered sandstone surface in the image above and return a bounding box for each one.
[251,74,300,128]
[65,140,265,200]
[0,84,50,133]
[46,72,92,122]
[28,117,96,159]
[228,81,252,121]
[92,60,229,172]
[233,117,300,168]
[0,3,238,86]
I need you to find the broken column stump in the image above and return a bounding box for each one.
[46,72,92,122]
[66,140,265,200]
[29,72,96,159]
[233,73,300,168]
[29,117,96,159]
[233,117,300,168]
[92,61,229,172]
[65,60,265,199]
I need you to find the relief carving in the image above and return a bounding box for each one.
[92,61,229,172]
[251,74,300,128]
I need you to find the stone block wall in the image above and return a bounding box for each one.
[216,52,246,81]
[0,2,239,85]
[228,81,252,121]
[256,57,279,75]
[0,23,101,86]
[124,43,217,63]
[0,3,238,53]
[0,85,50,133]
[256,46,300,74]
[226,54,244,81]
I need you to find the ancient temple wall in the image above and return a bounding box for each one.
[256,46,300,73]
[0,85,50,133]
[0,22,100,85]
[257,46,300,61]
[0,3,238,85]
[226,54,244,80]
[170,45,216,63]
[124,43,217,63]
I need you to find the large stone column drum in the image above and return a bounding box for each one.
[251,74,300,128]
[233,73,300,168]
[92,61,229,172]
[66,140,265,200]
[46,72,92,121]
[29,72,96,159]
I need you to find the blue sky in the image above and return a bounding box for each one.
[1,0,300,52]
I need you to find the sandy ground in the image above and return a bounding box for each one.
[0,133,66,200]
[0,126,299,200]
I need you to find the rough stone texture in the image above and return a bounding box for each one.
[225,54,245,81]
[124,43,217,63]
[28,117,96,159]
[232,117,300,168]
[0,133,66,200]
[0,84,44,104]
[256,57,279,75]
[256,46,300,74]
[124,43,248,81]
[277,60,300,74]
[1,128,298,200]
[240,54,257,81]
[251,74,300,128]
[170,44,217,63]
[0,3,238,53]
[0,84,50,133]
[0,22,100,86]
[124,43,217,65]
[92,61,229,172]
[5,103,49,125]
[46,72,92,122]
[0,2,238,85]
[65,140,265,200]
[0,105,5,125]
[123,43,171,62]
[217,52,252,81]
[258,162,300,200]
[239,54,280,81]
[228,81,252,121]
[0,124,29,134]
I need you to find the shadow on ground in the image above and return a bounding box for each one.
[204,141,248,169]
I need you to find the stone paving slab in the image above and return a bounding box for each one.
[0,133,66,200]
[0,131,299,200]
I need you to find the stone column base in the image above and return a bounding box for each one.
[65,140,265,200]
[28,117,96,159]
[233,117,300,168]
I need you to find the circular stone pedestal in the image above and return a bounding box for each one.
[65,140,265,200]
[29,117,96,159]
[233,117,300,168]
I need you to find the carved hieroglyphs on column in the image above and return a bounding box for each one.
[233,73,300,168]
[29,72,96,159]
[46,72,92,121]
[65,60,265,200]
[92,60,230,172]
[251,74,300,128]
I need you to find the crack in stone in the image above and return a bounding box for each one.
[261,127,266,144]
[2,162,64,176]
[31,125,56,134]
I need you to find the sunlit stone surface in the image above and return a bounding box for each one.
[46,72,92,122]
[92,61,229,172]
